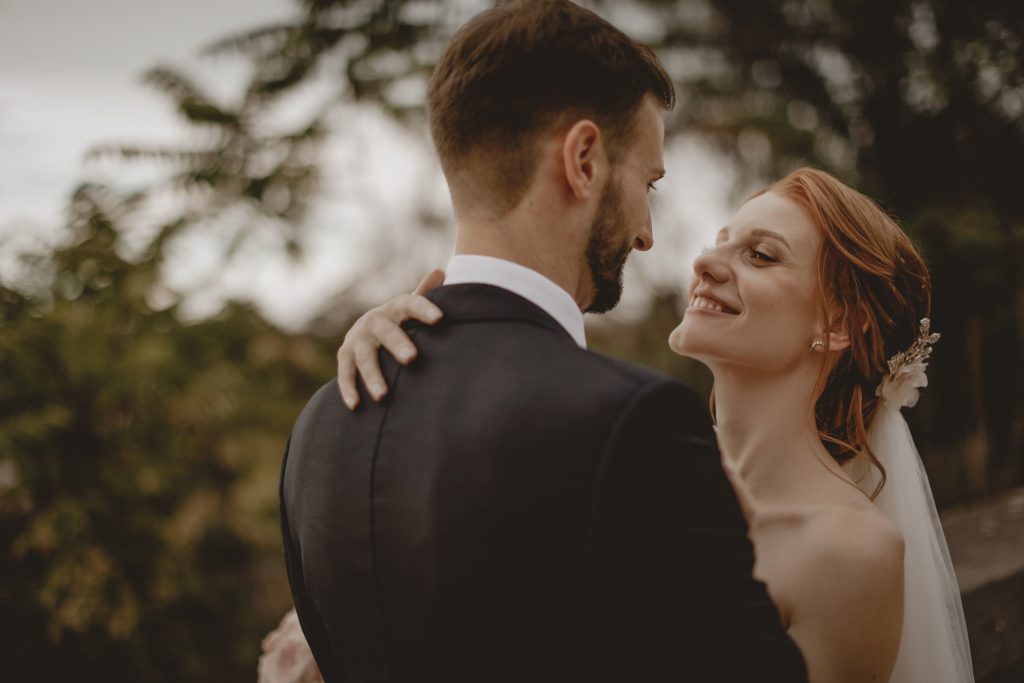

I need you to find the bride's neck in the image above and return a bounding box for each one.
[711,364,834,503]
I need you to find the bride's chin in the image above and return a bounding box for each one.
[667,324,686,355]
[667,324,700,358]
[668,329,719,369]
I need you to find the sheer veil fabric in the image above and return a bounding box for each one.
[844,401,975,682]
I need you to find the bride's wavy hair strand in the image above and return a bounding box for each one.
[756,168,932,500]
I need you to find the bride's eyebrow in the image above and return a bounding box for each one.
[750,228,792,249]
[717,226,792,251]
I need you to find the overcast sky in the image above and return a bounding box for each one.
[0,0,294,226]
[0,0,733,330]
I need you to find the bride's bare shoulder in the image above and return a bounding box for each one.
[783,502,906,681]
[756,499,904,592]
[787,500,905,635]
[805,501,904,574]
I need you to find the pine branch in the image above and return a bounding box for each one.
[85,146,223,167]
[201,24,301,59]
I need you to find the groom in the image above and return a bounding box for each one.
[281,1,807,681]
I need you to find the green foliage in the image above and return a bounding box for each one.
[0,185,340,682]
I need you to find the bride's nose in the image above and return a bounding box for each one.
[692,245,730,283]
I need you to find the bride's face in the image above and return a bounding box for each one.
[669,191,824,372]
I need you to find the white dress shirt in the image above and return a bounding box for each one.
[444,254,587,348]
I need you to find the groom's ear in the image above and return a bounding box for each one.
[562,119,605,201]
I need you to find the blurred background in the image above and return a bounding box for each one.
[1,0,1021,680]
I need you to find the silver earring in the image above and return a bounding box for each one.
[810,340,824,351]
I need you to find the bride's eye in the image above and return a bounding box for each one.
[747,247,778,263]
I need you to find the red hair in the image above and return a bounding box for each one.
[764,168,931,498]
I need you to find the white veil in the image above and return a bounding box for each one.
[843,321,974,683]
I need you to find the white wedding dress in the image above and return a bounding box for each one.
[844,358,974,683]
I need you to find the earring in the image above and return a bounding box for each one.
[810,340,824,351]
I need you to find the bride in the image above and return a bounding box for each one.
[329,167,974,682]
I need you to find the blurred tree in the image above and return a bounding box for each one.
[0,184,339,682]
[86,0,455,276]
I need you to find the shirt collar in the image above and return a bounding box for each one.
[444,254,587,348]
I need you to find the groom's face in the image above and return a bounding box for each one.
[584,176,630,313]
[583,96,665,314]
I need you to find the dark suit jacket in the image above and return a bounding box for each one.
[280,283,807,682]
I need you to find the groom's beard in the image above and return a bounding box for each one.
[584,177,632,314]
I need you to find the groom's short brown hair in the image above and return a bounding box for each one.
[427,0,675,214]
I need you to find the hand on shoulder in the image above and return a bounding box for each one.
[335,269,445,409]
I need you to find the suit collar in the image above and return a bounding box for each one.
[444,255,587,348]
[426,284,580,346]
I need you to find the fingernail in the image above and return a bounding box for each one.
[372,383,386,399]
[427,308,442,322]
[398,347,415,362]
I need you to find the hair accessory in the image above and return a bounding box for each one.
[876,318,940,409]
[886,318,941,375]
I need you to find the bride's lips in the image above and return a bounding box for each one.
[687,291,740,315]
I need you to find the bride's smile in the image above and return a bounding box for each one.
[670,190,827,376]
[687,292,740,314]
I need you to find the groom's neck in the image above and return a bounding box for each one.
[454,215,590,312]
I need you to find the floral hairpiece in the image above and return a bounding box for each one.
[875,318,941,409]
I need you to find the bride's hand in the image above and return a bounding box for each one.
[336,269,446,410]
